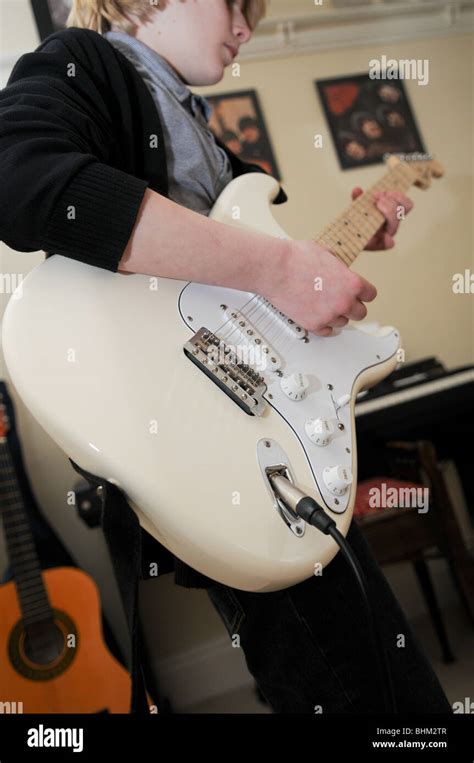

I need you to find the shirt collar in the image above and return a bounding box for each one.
[105,30,213,122]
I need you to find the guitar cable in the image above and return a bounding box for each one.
[268,473,397,714]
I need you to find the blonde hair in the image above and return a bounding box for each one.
[66,0,267,36]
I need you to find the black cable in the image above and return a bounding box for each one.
[289,492,397,713]
[327,524,397,714]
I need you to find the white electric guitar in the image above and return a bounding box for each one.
[2,154,443,592]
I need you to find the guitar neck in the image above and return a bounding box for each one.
[315,160,416,266]
[0,439,53,626]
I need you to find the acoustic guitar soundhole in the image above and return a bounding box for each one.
[23,622,64,664]
[8,609,78,681]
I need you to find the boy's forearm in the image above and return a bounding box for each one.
[118,188,290,295]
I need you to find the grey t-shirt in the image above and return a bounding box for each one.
[104,30,233,216]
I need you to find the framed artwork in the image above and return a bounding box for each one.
[30,0,71,40]
[315,73,426,170]
[205,89,281,180]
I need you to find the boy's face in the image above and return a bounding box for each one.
[130,0,252,86]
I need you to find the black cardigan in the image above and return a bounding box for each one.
[0,26,288,592]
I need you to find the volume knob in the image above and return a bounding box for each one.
[280,372,309,401]
[323,465,353,495]
[305,418,334,446]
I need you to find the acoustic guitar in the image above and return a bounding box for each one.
[0,393,133,713]
[1,154,443,592]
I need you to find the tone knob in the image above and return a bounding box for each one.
[280,372,309,401]
[323,465,353,495]
[305,418,334,446]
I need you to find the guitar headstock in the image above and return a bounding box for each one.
[386,152,444,189]
[0,396,10,439]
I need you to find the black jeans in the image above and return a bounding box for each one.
[206,520,453,714]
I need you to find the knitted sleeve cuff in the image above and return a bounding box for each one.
[44,161,149,272]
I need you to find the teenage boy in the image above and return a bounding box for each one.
[0,0,451,713]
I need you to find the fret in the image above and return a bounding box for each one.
[354,201,384,227]
[7,548,37,561]
[22,602,49,619]
[8,545,39,557]
[317,233,352,266]
[320,229,354,263]
[21,603,50,618]
[1,520,29,534]
[1,511,30,526]
[397,162,416,189]
[330,219,359,246]
[6,539,36,551]
[18,580,44,594]
[18,591,48,606]
[17,571,42,582]
[10,561,39,574]
[8,563,40,577]
[20,597,50,613]
[338,219,362,251]
[8,561,40,574]
[341,215,367,243]
[18,598,50,615]
[1,511,27,524]
[341,241,357,262]
[1,499,27,510]
[340,216,373,248]
[2,530,31,543]
[377,177,391,192]
[346,205,374,229]
[23,610,53,624]
[0,490,25,502]
[389,167,407,191]
[23,611,52,626]
[17,574,45,589]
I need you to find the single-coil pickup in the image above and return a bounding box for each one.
[223,307,282,372]
[252,297,308,340]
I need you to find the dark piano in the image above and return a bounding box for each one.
[354,357,474,512]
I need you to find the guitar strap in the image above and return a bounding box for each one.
[69,458,150,714]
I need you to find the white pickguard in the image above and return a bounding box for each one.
[179,282,399,514]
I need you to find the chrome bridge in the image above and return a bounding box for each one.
[183,327,268,416]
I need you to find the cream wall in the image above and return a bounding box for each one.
[0,1,472,707]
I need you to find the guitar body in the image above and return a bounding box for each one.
[0,567,131,713]
[3,173,402,591]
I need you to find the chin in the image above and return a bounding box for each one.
[203,64,225,85]
[187,65,224,87]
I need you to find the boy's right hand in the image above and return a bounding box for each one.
[261,239,377,337]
